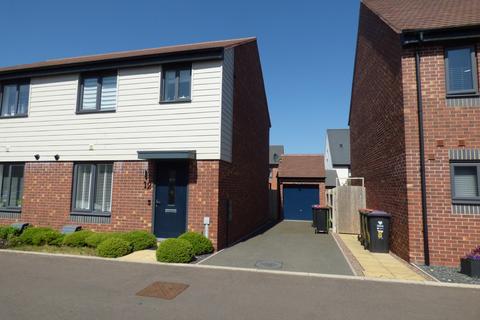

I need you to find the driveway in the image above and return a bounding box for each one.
[0,251,479,320]
[201,221,353,275]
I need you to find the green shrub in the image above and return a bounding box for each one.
[62,230,94,247]
[156,238,194,263]
[96,238,132,258]
[49,234,65,246]
[32,229,63,246]
[0,226,19,240]
[120,231,157,251]
[85,233,119,248]
[19,227,55,245]
[6,236,23,247]
[178,231,214,255]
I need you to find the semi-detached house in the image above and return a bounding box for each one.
[350,0,480,266]
[0,37,270,250]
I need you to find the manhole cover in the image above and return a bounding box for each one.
[136,281,189,300]
[255,260,283,269]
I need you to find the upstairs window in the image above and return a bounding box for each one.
[78,73,117,113]
[0,164,24,211]
[445,46,478,96]
[0,81,29,118]
[72,163,113,215]
[161,64,191,103]
[451,163,480,204]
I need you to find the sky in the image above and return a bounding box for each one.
[0,0,360,154]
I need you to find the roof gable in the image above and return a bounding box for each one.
[327,129,350,167]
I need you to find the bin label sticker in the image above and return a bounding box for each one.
[376,221,384,240]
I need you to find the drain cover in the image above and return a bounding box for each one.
[255,260,283,269]
[136,281,189,300]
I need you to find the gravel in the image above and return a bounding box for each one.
[416,264,480,285]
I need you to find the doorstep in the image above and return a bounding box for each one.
[338,234,430,281]
[117,249,157,263]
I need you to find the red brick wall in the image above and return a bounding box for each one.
[349,4,410,260]
[187,160,220,248]
[0,160,228,248]
[216,41,270,248]
[402,44,480,266]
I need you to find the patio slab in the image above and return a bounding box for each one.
[339,234,429,281]
[200,221,353,275]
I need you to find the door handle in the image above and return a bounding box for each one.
[155,200,161,206]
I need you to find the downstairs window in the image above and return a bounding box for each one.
[72,163,113,215]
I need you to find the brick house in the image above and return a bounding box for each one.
[350,0,480,266]
[0,37,270,250]
[278,155,326,220]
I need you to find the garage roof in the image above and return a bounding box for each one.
[278,155,325,178]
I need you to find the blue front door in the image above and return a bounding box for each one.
[283,185,319,220]
[154,162,188,238]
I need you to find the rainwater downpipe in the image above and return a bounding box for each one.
[414,31,430,266]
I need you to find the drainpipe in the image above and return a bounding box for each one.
[414,31,430,266]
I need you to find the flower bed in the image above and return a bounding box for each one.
[0,225,157,259]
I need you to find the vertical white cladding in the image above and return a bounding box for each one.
[220,48,234,162]
[0,60,227,162]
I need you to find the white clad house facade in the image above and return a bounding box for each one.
[0,38,270,249]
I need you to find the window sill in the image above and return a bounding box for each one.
[452,200,480,205]
[70,211,111,217]
[76,109,116,115]
[446,93,480,99]
[0,114,28,119]
[159,99,192,104]
[0,208,21,213]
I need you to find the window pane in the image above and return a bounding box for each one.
[94,164,113,212]
[0,165,5,208]
[163,70,176,101]
[75,164,93,210]
[447,48,475,93]
[8,165,23,207]
[100,76,117,110]
[178,69,191,99]
[1,85,18,117]
[17,84,29,115]
[454,166,478,198]
[167,170,176,205]
[81,78,98,110]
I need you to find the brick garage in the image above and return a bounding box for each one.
[277,155,326,220]
[350,0,480,266]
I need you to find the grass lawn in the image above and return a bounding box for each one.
[9,245,97,256]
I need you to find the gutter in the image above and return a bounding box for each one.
[413,32,430,266]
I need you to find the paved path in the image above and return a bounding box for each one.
[339,234,428,281]
[201,221,352,275]
[0,251,479,320]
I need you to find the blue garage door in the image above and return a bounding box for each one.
[283,185,319,220]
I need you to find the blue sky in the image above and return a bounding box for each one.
[0,0,360,154]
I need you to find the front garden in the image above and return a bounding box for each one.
[0,225,214,263]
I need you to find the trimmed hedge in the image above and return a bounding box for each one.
[85,233,118,248]
[0,226,19,240]
[62,230,94,247]
[96,238,132,258]
[19,227,56,245]
[178,231,214,255]
[32,229,63,246]
[120,231,157,251]
[156,238,194,263]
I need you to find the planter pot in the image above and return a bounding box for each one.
[460,258,480,278]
